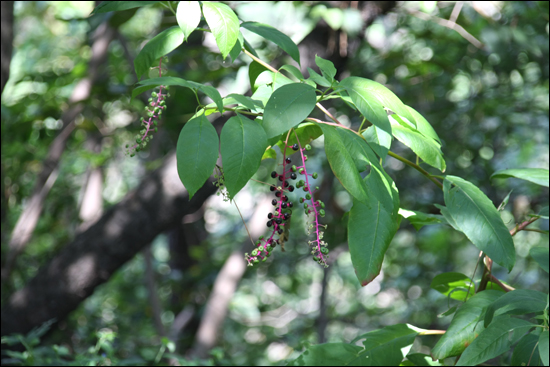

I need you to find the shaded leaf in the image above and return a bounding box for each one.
[484,289,548,327]
[307,67,332,87]
[221,114,267,198]
[315,55,336,82]
[511,333,543,367]
[91,1,158,14]
[176,115,219,199]
[539,331,549,366]
[134,27,184,79]
[262,83,316,139]
[406,105,441,144]
[444,176,515,272]
[399,209,446,231]
[241,22,300,65]
[287,343,362,366]
[363,125,391,161]
[432,290,502,359]
[456,316,534,366]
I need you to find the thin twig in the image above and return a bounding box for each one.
[233,200,256,247]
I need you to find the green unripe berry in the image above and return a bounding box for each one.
[254,259,259,264]
[299,168,304,174]
[266,246,272,252]
[299,197,305,203]
[258,246,264,252]
[262,257,267,262]
[304,203,308,209]
[305,194,311,200]
[303,155,308,161]
[312,172,318,179]
[151,92,158,98]
[319,209,325,217]
[252,249,258,256]
[305,144,312,151]
[291,165,297,172]
[259,236,264,240]
[321,247,329,254]
[313,256,319,262]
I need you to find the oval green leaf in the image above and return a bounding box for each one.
[262,83,316,139]
[318,125,370,205]
[363,125,391,161]
[134,26,184,79]
[491,168,549,187]
[456,316,534,366]
[405,105,441,144]
[431,290,502,360]
[221,114,267,199]
[539,331,549,366]
[176,1,201,42]
[315,55,337,82]
[241,22,300,65]
[511,333,543,367]
[390,115,446,172]
[484,289,548,327]
[176,114,219,199]
[444,176,515,271]
[430,272,475,302]
[348,169,400,286]
[288,343,362,366]
[203,2,240,59]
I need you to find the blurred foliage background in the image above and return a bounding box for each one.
[1,1,548,365]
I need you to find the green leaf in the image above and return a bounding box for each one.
[176,115,219,199]
[176,1,201,42]
[134,27,184,79]
[340,77,392,137]
[225,93,263,111]
[315,55,336,82]
[539,331,549,366]
[241,22,300,65]
[229,32,244,62]
[248,61,268,93]
[91,1,158,14]
[456,316,535,366]
[398,209,446,231]
[220,114,267,199]
[434,204,460,231]
[484,289,548,327]
[405,106,441,144]
[348,170,400,286]
[350,324,422,365]
[319,125,370,206]
[430,272,475,302]
[287,343,362,366]
[444,176,516,272]
[261,148,276,160]
[307,67,332,87]
[498,190,513,211]
[242,36,258,57]
[530,246,549,273]
[389,115,446,172]
[511,333,543,367]
[279,65,303,81]
[363,125,391,160]
[406,353,444,366]
[336,128,380,173]
[431,290,503,359]
[491,168,549,187]
[134,76,223,113]
[203,2,240,59]
[275,123,322,153]
[262,83,316,139]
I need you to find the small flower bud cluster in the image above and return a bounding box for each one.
[126,87,168,157]
[245,148,297,266]
[213,166,230,202]
[294,142,329,267]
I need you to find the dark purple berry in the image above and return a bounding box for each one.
[282,195,288,202]
[288,202,294,208]
[277,228,284,234]
[284,213,290,220]
[275,218,282,224]
[285,157,291,164]
[268,213,273,219]
[282,203,288,209]
[275,191,282,197]
[292,143,299,151]
[270,186,276,191]
[278,175,284,181]
[284,181,289,187]
[272,199,278,205]
[271,171,278,178]
[288,186,295,192]
[290,173,297,180]
[267,221,273,227]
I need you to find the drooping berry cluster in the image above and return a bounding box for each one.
[213,165,230,202]
[245,146,297,266]
[126,58,169,157]
[293,140,329,267]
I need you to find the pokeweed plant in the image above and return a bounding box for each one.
[93,2,549,366]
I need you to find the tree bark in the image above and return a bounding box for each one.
[1,153,216,338]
